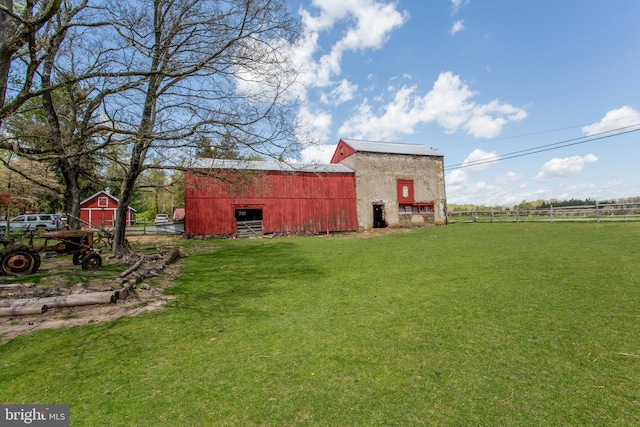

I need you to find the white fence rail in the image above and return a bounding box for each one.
[447,202,640,223]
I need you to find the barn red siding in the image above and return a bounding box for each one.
[79,192,134,228]
[184,170,357,236]
[330,139,357,164]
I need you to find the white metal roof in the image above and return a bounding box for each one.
[340,139,443,157]
[188,158,354,173]
[79,190,137,211]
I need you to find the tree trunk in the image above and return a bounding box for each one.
[61,164,82,230]
[112,69,160,256]
[0,305,47,316]
[0,292,117,316]
[0,0,17,120]
[0,0,63,126]
[113,162,144,256]
[112,182,133,257]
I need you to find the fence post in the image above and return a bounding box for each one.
[596,201,600,223]
[491,209,494,223]
[550,205,553,222]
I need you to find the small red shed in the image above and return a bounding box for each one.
[184,159,358,237]
[79,190,137,228]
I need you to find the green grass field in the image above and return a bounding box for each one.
[1,223,639,426]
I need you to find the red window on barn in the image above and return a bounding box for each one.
[98,197,109,208]
[397,179,414,203]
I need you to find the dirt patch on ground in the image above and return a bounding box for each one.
[0,288,176,341]
[344,227,415,238]
[0,229,421,341]
[0,236,184,341]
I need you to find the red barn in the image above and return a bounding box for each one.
[184,159,357,237]
[79,190,137,228]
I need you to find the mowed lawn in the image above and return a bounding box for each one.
[1,223,639,426]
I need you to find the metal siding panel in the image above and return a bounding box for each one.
[184,170,357,236]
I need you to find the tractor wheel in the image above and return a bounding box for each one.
[0,245,41,276]
[72,251,84,265]
[81,253,102,270]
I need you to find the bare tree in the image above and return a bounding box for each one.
[1,0,301,256]
[0,1,132,228]
[99,0,302,256]
[0,0,63,128]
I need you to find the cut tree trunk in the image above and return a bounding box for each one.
[0,305,48,316]
[0,291,117,316]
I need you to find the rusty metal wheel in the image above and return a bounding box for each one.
[0,245,41,276]
[81,253,102,270]
[72,251,84,265]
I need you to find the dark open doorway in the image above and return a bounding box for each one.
[235,209,263,237]
[234,209,263,221]
[373,204,387,228]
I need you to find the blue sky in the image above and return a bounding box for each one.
[286,0,640,206]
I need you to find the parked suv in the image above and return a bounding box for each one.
[0,214,64,232]
[154,214,170,225]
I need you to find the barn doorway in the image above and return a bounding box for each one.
[373,204,387,228]
[235,209,263,237]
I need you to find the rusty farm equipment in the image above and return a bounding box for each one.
[0,230,102,276]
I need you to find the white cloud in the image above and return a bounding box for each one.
[234,36,301,102]
[290,0,407,144]
[449,20,465,35]
[446,169,468,186]
[450,0,466,14]
[320,79,358,106]
[338,71,527,140]
[296,106,333,144]
[462,148,500,171]
[534,154,598,181]
[447,179,508,206]
[463,99,527,138]
[297,0,407,88]
[494,171,521,184]
[299,144,337,164]
[581,106,640,135]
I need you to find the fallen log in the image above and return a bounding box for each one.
[0,283,37,289]
[162,247,181,266]
[119,255,145,278]
[39,292,117,309]
[0,305,47,316]
[116,247,182,292]
[0,292,117,316]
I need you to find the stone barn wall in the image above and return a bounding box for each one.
[338,152,446,230]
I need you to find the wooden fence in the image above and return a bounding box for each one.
[447,202,640,223]
[236,220,263,238]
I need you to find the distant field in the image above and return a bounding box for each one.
[1,223,639,426]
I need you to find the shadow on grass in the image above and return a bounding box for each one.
[165,240,323,317]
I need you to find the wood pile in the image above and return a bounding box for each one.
[0,247,182,317]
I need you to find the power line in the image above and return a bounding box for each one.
[444,124,640,171]
[446,113,640,148]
